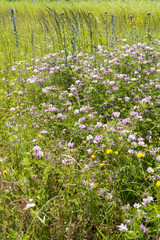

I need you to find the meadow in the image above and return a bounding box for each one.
[0,0,160,239]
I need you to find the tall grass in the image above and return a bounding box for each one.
[0,0,160,70]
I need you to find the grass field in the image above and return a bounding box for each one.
[0,0,160,239]
[0,0,160,68]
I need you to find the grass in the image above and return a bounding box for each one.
[0,0,160,68]
[0,0,160,239]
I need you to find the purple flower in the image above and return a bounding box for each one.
[79,124,86,129]
[68,142,74,148]
[112,86,119,91]
[94,135,103,143]
[142,196,153,206]
[56,113,63,119]
[31,174,38,180]
[150,67,155,73]
[41,129,47,134]
[156,155,160,162]
[122,204,130,211]
[79,117,86,122]
[33,145,41,152]
[140,224,148,233]
[123,118,131,125]
[33,151,44,159]
[124,97,130,102]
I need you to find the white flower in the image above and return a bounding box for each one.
[24,203,36,210]
[133,203,141,209]
[118,223,128,232]
[147,167,154,174]
[87,149,93,155]
[33,145,41,152]
[74,109,79,115]
[112,111,120,118]
[96,122,103,128]
[106,193,113,200]
[87,135,93,141]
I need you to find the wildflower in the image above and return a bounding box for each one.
[56,113,63,119]
[91,154,96,159]
[123,118,131,125]
[87,149,93,155]
[33,145,41,152]
[93,183,97,188]
[100,163,105,166]
[140,224,148,233]
[114,151,118,155]
[142,196,153,206]
[99,188,106,194]
[122,204,130,211]
[87,135,93,141]
[68,142,74,148]
[37,133,42,138]
[96,122,103,128]
[31,174,37,180]
[106,193,113,200]
[106,149,113,154]
[24,202,36,210]
[74,109,79,115]
[3,170,7,174]
[40,129,47,134]
[156,155,160,162]
[137,153,145,158]
[79,124,86,129]
[118,223,128,232]
[133,203,141,209]
[156,181,160,187]
[112,111,120,118]
[93,135,103,143]
[147,167,154,174]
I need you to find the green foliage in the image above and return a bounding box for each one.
[0,1,160,239]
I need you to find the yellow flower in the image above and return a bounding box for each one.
[100,163,105,167]
[156,181,160,187]
[91,154,96,159]
[142,104,147,108]
[3,170,7,174]
[106,149,113,154]
[37,134,42,138]
[137,153,145,158]
[115,151,119,155]
[94,183,97,188]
